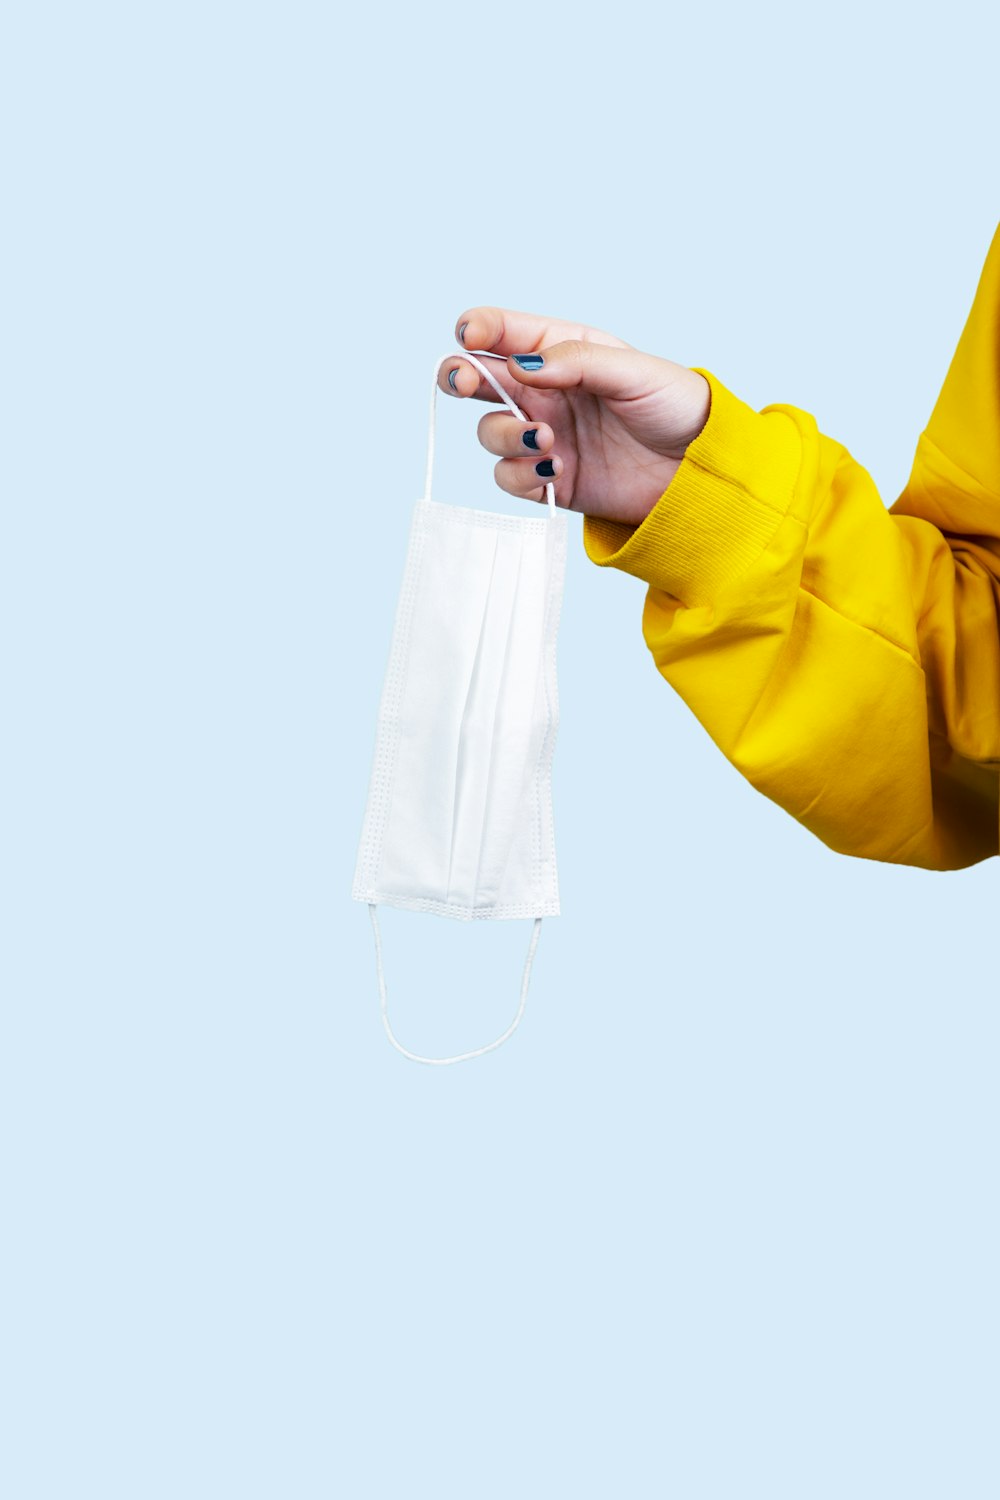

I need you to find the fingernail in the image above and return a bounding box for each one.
[535,459,555,478]
[448,368,459,392]
[522,428,540,451]
[458,322,469,346]
[513,354,544,371]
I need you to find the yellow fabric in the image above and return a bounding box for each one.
[584,222,1000,871]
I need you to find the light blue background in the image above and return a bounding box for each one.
[2,4,998,1496]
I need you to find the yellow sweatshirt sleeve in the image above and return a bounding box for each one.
[583,223,1000,871]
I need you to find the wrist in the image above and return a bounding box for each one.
[675,370,712,452]
[612,372,712,527]
[636,373,711,520]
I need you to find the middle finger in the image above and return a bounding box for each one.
[437,356,514,404]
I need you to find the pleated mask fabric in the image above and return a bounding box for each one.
[353,350,568,1064]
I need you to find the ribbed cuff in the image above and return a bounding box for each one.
[583,368,803,605]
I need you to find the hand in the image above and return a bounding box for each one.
[441,307,711,526]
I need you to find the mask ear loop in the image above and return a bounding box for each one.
[369,905,542,1066]
[424,349,557,516]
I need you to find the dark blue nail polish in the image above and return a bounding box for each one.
[448,368,458,392]
[513,354,544,371]
[522,428,540,451]
[535,459,555,478]
[458,322,469,346]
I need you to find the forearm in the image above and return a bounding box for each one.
[585,369,999,871]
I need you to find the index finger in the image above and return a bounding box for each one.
[455,306,630,358]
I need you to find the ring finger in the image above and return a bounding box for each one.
[477,410,555,458]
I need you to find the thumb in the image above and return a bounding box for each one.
[505,339,682,403]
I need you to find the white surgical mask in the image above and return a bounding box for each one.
[353,351,568,1064]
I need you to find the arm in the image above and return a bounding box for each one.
[583,226,1000,871]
